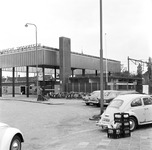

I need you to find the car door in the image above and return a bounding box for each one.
[130,98,145,123]
[142,97,152,122]
[90,92,97,100]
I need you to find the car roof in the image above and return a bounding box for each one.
[92,90,133,93]
[114,94,150,105]
[111,94,150,110]
[104,90,118,92]
[119,90,138,94]
[92,90,100,93]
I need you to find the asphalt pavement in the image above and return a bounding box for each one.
[0,94,69,104]
[0,94,152,150]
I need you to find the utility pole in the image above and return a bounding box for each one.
[100,0,104,114]
[128,57,149,72]
[89,0,104,120]
[127,57,150,93]
[105,33,108,90]
[128,56,130,74]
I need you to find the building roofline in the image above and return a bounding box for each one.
[42,45,120,63]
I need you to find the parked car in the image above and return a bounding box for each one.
[84,90,124,106]
[83,90,100,106]
[96,94,152,131]
[87,90,139,107]
[82,93,90,102]
[102,90,123,106]
[103,90,139,106]
[0,122,24,150]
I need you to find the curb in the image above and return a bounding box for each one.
[0,98,65,105]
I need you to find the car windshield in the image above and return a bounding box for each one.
[108,99,124,109]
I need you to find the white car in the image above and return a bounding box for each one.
[96,94,152,131]
[0,122,24,150]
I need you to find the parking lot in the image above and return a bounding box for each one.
[0,95,152,150]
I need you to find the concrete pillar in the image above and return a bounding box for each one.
[54,67,57,81]
[59,37,71,92]
[26,66,29,97]
[42,66,45,93]
[0,68,2,97]
[71,69,74,77]
[12,67,15,97]
[95,70,98,76]
[82,69,85,76]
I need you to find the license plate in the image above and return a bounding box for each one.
[102,118,110,122]
[102,125,108,129]
[104,100,107,103]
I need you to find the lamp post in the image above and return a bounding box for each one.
[25,23,39,97]
[105,33,108,90]
[100,0,104,114]
[89,0,104,120]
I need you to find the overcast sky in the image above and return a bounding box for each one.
[0,0,152,74]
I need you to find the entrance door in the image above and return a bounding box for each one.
[21,86,25,95]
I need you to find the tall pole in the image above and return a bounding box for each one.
[105,33,108,89]
[100,0,104,114]
[25,23,38,97]
[128,56,130,74]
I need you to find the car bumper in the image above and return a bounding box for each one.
[103,102,109,106]
[96,121,108,130]
[88,100,99,104]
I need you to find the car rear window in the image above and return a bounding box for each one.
[108,99,124,109]
[92,92,99,96]
[104,92,111,97]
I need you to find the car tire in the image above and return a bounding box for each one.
[10,135,21,150]
[85,103,90,106]
[96,103,100,107]
[129,117,137,131]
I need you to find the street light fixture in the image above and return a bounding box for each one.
[25,23,39,98]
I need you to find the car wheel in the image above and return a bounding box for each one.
[96,103,100,107]
[86,103,90,106]
[10,135,21,150]
[129,117,137,131]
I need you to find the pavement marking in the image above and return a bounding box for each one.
[57,145,67,150]
[140,136,149,139]
[41,102,65,105]
[75,142,89,148]
[71,127,99,134]
[98,139,111,146]
[49,128,100,146]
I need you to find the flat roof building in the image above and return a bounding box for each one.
[0,37,121,97]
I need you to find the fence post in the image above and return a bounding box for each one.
[85,83,86,93]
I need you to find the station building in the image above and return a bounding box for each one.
[0,37,139,97]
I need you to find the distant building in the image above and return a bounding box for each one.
[0,37,121,96]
